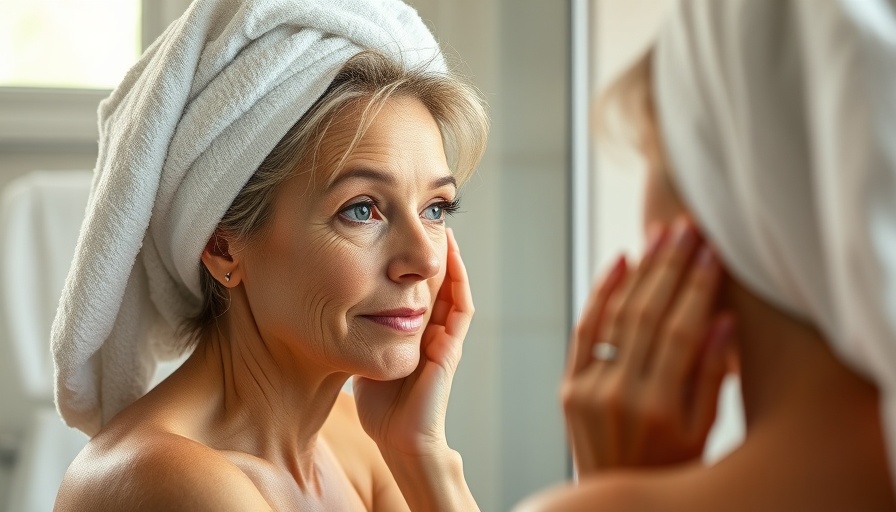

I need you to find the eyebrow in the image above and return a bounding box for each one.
[326,167,457,191]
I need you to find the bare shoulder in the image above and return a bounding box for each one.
[55,426,271,512]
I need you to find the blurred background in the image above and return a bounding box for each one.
[0,1,743,510]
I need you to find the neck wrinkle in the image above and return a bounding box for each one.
[190,288,350,485]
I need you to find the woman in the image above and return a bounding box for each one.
[520,0,896,510]
[52,1,487,510]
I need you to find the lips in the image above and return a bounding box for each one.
[360,307,426,333]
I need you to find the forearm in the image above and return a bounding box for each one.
[383,448,479,512]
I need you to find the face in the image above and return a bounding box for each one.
[238,96,455,380]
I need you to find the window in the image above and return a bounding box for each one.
[0,0,190,146]
[0,0,141,90]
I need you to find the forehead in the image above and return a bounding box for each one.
[315,95,451,188]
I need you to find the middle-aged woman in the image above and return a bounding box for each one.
[520,0,896,510]
[51,0,488,510]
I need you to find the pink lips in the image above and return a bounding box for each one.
[361,308,426,333]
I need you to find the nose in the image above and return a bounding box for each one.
[386,217,442,284]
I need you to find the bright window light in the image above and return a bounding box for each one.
[0,0,141,89]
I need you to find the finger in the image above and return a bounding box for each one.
[430,292,451,327]
[617,217,700,375]
[653,244,723,386]
[688,314,734,439]
[430,228,462,326]
[430,269,453,328]
[597,224,668,368]
[446,228,472,313]
[563,367,625,472]
[574,365,625,467]
[568,254,628,375]
[443,228,474,338]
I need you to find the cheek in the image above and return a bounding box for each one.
[291,234,380,318]
[427,231,449,304]
[246,227,379,343]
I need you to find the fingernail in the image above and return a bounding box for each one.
[696,244,716,268]
[671,217,694,248]
[609,254,627,280]
[600,255,626,285]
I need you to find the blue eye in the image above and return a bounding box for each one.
[423,204,443,220]
[423,199,461,221]
[341,202,374,223]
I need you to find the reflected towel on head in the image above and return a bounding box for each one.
[51,0,445,436]
[653,0,896,484]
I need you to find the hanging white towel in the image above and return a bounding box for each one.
[1,171,92,403]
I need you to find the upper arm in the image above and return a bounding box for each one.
[322,392,410,512]
[55,436,272,512]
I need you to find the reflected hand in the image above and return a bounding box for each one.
[354,227,473,458]
[561,218,735,477]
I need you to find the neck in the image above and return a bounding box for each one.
[176,291,350,482]
[723,277,869,429]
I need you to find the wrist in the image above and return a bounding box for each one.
[382,447,479,512]
[382,443,456,474]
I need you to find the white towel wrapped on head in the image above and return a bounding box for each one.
[51,0,446,436]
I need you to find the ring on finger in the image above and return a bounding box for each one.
[593,342,619,363]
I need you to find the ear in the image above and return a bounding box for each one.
[200,230,242,287]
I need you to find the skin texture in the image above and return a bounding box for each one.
[516,94,896,511]
[54,96,478,511]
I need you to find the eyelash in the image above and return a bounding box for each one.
[434,198,462,217]
[338,198,462,225]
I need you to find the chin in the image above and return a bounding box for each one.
[362,343,421,380]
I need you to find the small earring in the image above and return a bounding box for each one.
[224,272,231,283]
